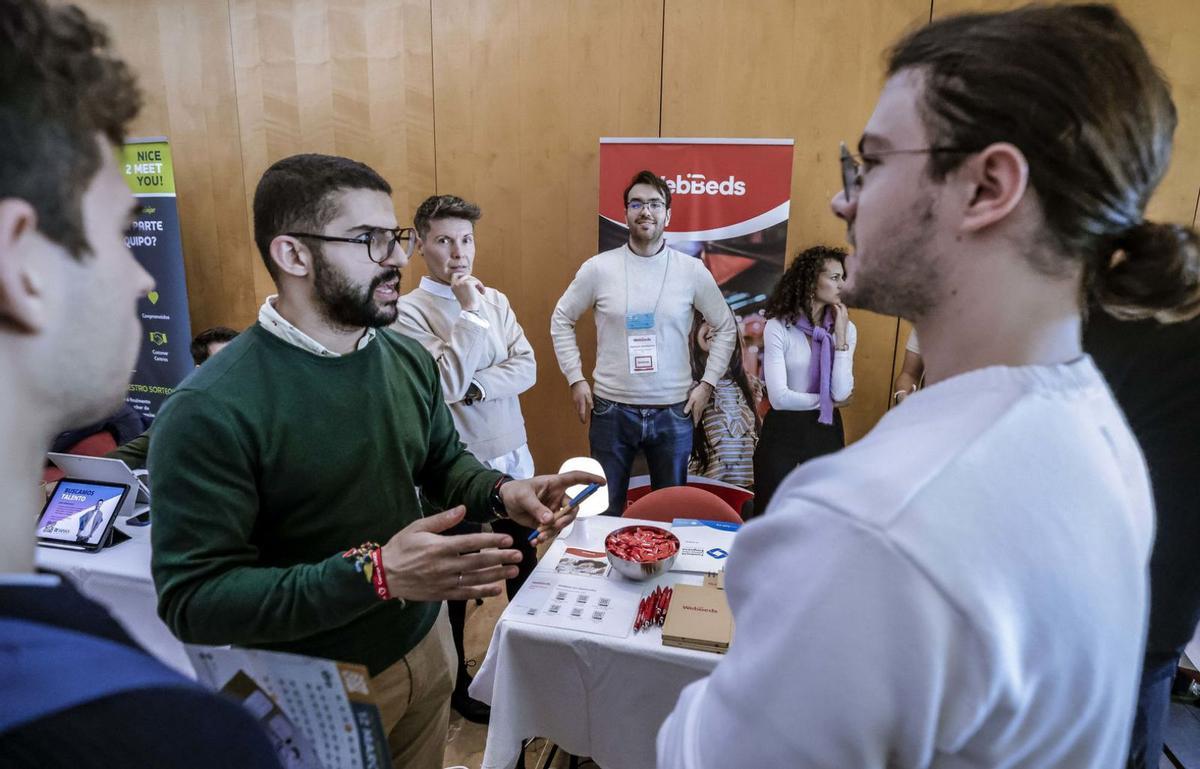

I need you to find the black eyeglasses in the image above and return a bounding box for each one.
[286,226,415,264]
[839,141,979,202]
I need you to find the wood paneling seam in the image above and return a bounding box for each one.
[658,0,666,137]
[428,0,438,193]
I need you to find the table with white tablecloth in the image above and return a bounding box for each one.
[470,516,725,769]
[35,517,194,676]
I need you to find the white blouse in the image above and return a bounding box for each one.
[762,317,856,411]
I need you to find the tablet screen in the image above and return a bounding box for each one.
[36,479,127,548]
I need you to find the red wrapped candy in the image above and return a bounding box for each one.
[606,526,679,563]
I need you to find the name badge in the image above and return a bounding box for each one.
[628,334,658,374]
[625,312,655,331]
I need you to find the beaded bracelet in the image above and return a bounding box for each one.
[342,542,391,601]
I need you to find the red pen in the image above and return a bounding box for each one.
[636,592,652,632]
[642,587,661,632]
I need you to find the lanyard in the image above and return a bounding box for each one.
[623,243,671,322]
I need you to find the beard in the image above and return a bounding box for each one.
[840,194,940,320]
[627,217,664,249]
[312,252,400,329]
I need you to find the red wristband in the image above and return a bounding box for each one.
[369,546,390,601]
[343,542,391,601]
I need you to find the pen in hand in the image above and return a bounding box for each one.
[527,482,602,542]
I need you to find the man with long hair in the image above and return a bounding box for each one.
[659,5,1200,766]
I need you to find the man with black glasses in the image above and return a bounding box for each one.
[149,154,599,769]
[551,169,736,514]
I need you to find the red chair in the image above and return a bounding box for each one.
[623,485,743,525]
[625,474,753,514]
[685,478,754,513]
[42,431,118,484]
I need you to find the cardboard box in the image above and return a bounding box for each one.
[661,581,733,654]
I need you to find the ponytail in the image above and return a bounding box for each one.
[1092,221,1200,323]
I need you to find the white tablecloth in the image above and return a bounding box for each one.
[470,516,723,769]
[35,518,194,676]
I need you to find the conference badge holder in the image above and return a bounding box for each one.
[626,312,658,374]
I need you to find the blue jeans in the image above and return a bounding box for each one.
[588,396,692,515]
[1127,654,1177,768]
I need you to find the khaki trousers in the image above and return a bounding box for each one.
[370,605,457,769]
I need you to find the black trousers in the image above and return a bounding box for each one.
[751,407,844,518]
[446,517,536,680]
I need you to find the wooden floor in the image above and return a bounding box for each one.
[1166,700,1200,768]
[439,591,576,769]
[442,593,606,769]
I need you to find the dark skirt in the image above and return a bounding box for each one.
[750,407,845,518]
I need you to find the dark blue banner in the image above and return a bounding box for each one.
[122,139,194,419]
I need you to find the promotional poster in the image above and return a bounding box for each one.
[598,138,794,380]
[36,481,125,546]
[121,138,194,419]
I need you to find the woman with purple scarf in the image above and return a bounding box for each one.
[752,246,856,516]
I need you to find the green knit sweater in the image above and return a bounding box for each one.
[149,324,502,674]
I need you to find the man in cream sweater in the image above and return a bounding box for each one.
[393,194,536,724]
[551,170,737,514]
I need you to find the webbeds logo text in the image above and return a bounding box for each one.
[663,173,746,197]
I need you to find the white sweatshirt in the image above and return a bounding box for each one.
[550,245,736,404]
[658,356,1153,769]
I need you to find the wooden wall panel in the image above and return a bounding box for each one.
[431,0,664,472]
[890,318,913,405]
[229,0,436,305]
[1118,0,1200,227]
[660,0,931,444]
[75,0,259,334]
[79,0,1198,467]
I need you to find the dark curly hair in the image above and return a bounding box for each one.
[0,1,142,259]
[763,246,847,326]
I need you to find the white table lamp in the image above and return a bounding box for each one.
[557,456,607,542]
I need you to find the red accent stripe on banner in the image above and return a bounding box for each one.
[599,142,793,233]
